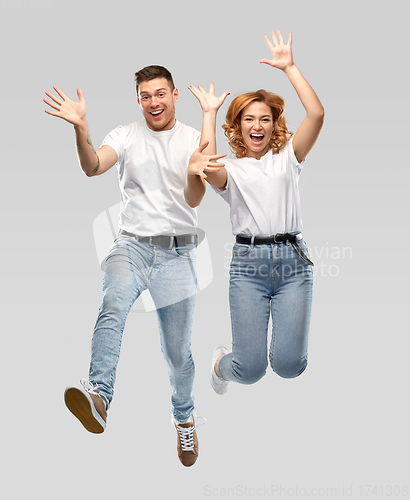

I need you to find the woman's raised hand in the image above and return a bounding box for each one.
[260,29,294,71]
[188,82,230,113]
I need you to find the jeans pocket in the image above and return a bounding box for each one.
[292,240,314,266]
[173,243,197,260]
[232,243,251,257]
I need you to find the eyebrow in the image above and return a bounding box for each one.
[242,114,272,118]
[139,88,168,95]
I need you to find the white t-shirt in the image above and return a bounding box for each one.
[101,120,201,236]
[215,138,306,236]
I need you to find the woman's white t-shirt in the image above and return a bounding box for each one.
[215,138,306,236]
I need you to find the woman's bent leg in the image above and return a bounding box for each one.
[269,241,313,379]
[219,245,272,384]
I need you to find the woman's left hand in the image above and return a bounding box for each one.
[260,29,294,71]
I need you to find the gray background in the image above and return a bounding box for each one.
[1,0,408,498]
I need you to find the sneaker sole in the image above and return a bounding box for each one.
[64,387,105,434]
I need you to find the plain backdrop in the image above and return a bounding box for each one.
[1,1,409,499]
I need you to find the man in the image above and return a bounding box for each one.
[44,65,227,467]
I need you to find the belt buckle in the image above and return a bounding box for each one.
[274,233,283,243]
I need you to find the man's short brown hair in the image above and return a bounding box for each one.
[135,65,175,94]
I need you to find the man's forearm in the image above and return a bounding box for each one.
[74,119,100,176]
[184,174,206,208]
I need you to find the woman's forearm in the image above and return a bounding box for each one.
[283,63,324,119]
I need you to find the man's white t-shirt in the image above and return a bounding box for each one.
[101,120,201,236]
[216,139,306,236]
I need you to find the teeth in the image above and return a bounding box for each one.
[251,134,263,137]
[151,110,163,115]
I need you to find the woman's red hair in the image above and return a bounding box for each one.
[222,90,293,158]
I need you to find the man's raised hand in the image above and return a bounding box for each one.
[44,86,87,127]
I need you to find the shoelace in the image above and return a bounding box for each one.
[80,379,108,412]
[80,378,101,397]
[175,416,207,451]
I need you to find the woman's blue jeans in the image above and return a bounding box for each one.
[88,233,197,422]
[218,237,313,384]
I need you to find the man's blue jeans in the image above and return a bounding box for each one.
[89,233,197,422]
[218,237,313,383]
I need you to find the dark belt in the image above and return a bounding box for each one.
[119,229,197,248]
[235,232,314,266]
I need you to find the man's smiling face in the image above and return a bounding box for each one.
[137,77,179,131]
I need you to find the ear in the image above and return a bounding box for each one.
[136,95,144,110]
[173,88,179,103]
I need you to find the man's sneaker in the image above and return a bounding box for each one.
[210,345,229,395]
[173,414,206,467]
[64,379,107,434]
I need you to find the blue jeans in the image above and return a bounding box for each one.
[89,233,197,422]
[218,237,313,384]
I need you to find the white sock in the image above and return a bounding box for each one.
[175,415,193,425]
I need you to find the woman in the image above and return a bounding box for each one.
[187,29,324,394]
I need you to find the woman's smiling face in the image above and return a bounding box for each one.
[240,101,274,160]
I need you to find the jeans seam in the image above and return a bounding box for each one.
[269,299,277,367]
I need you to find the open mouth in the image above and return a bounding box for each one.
[150,109,164,117]
[250,134,264,144]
